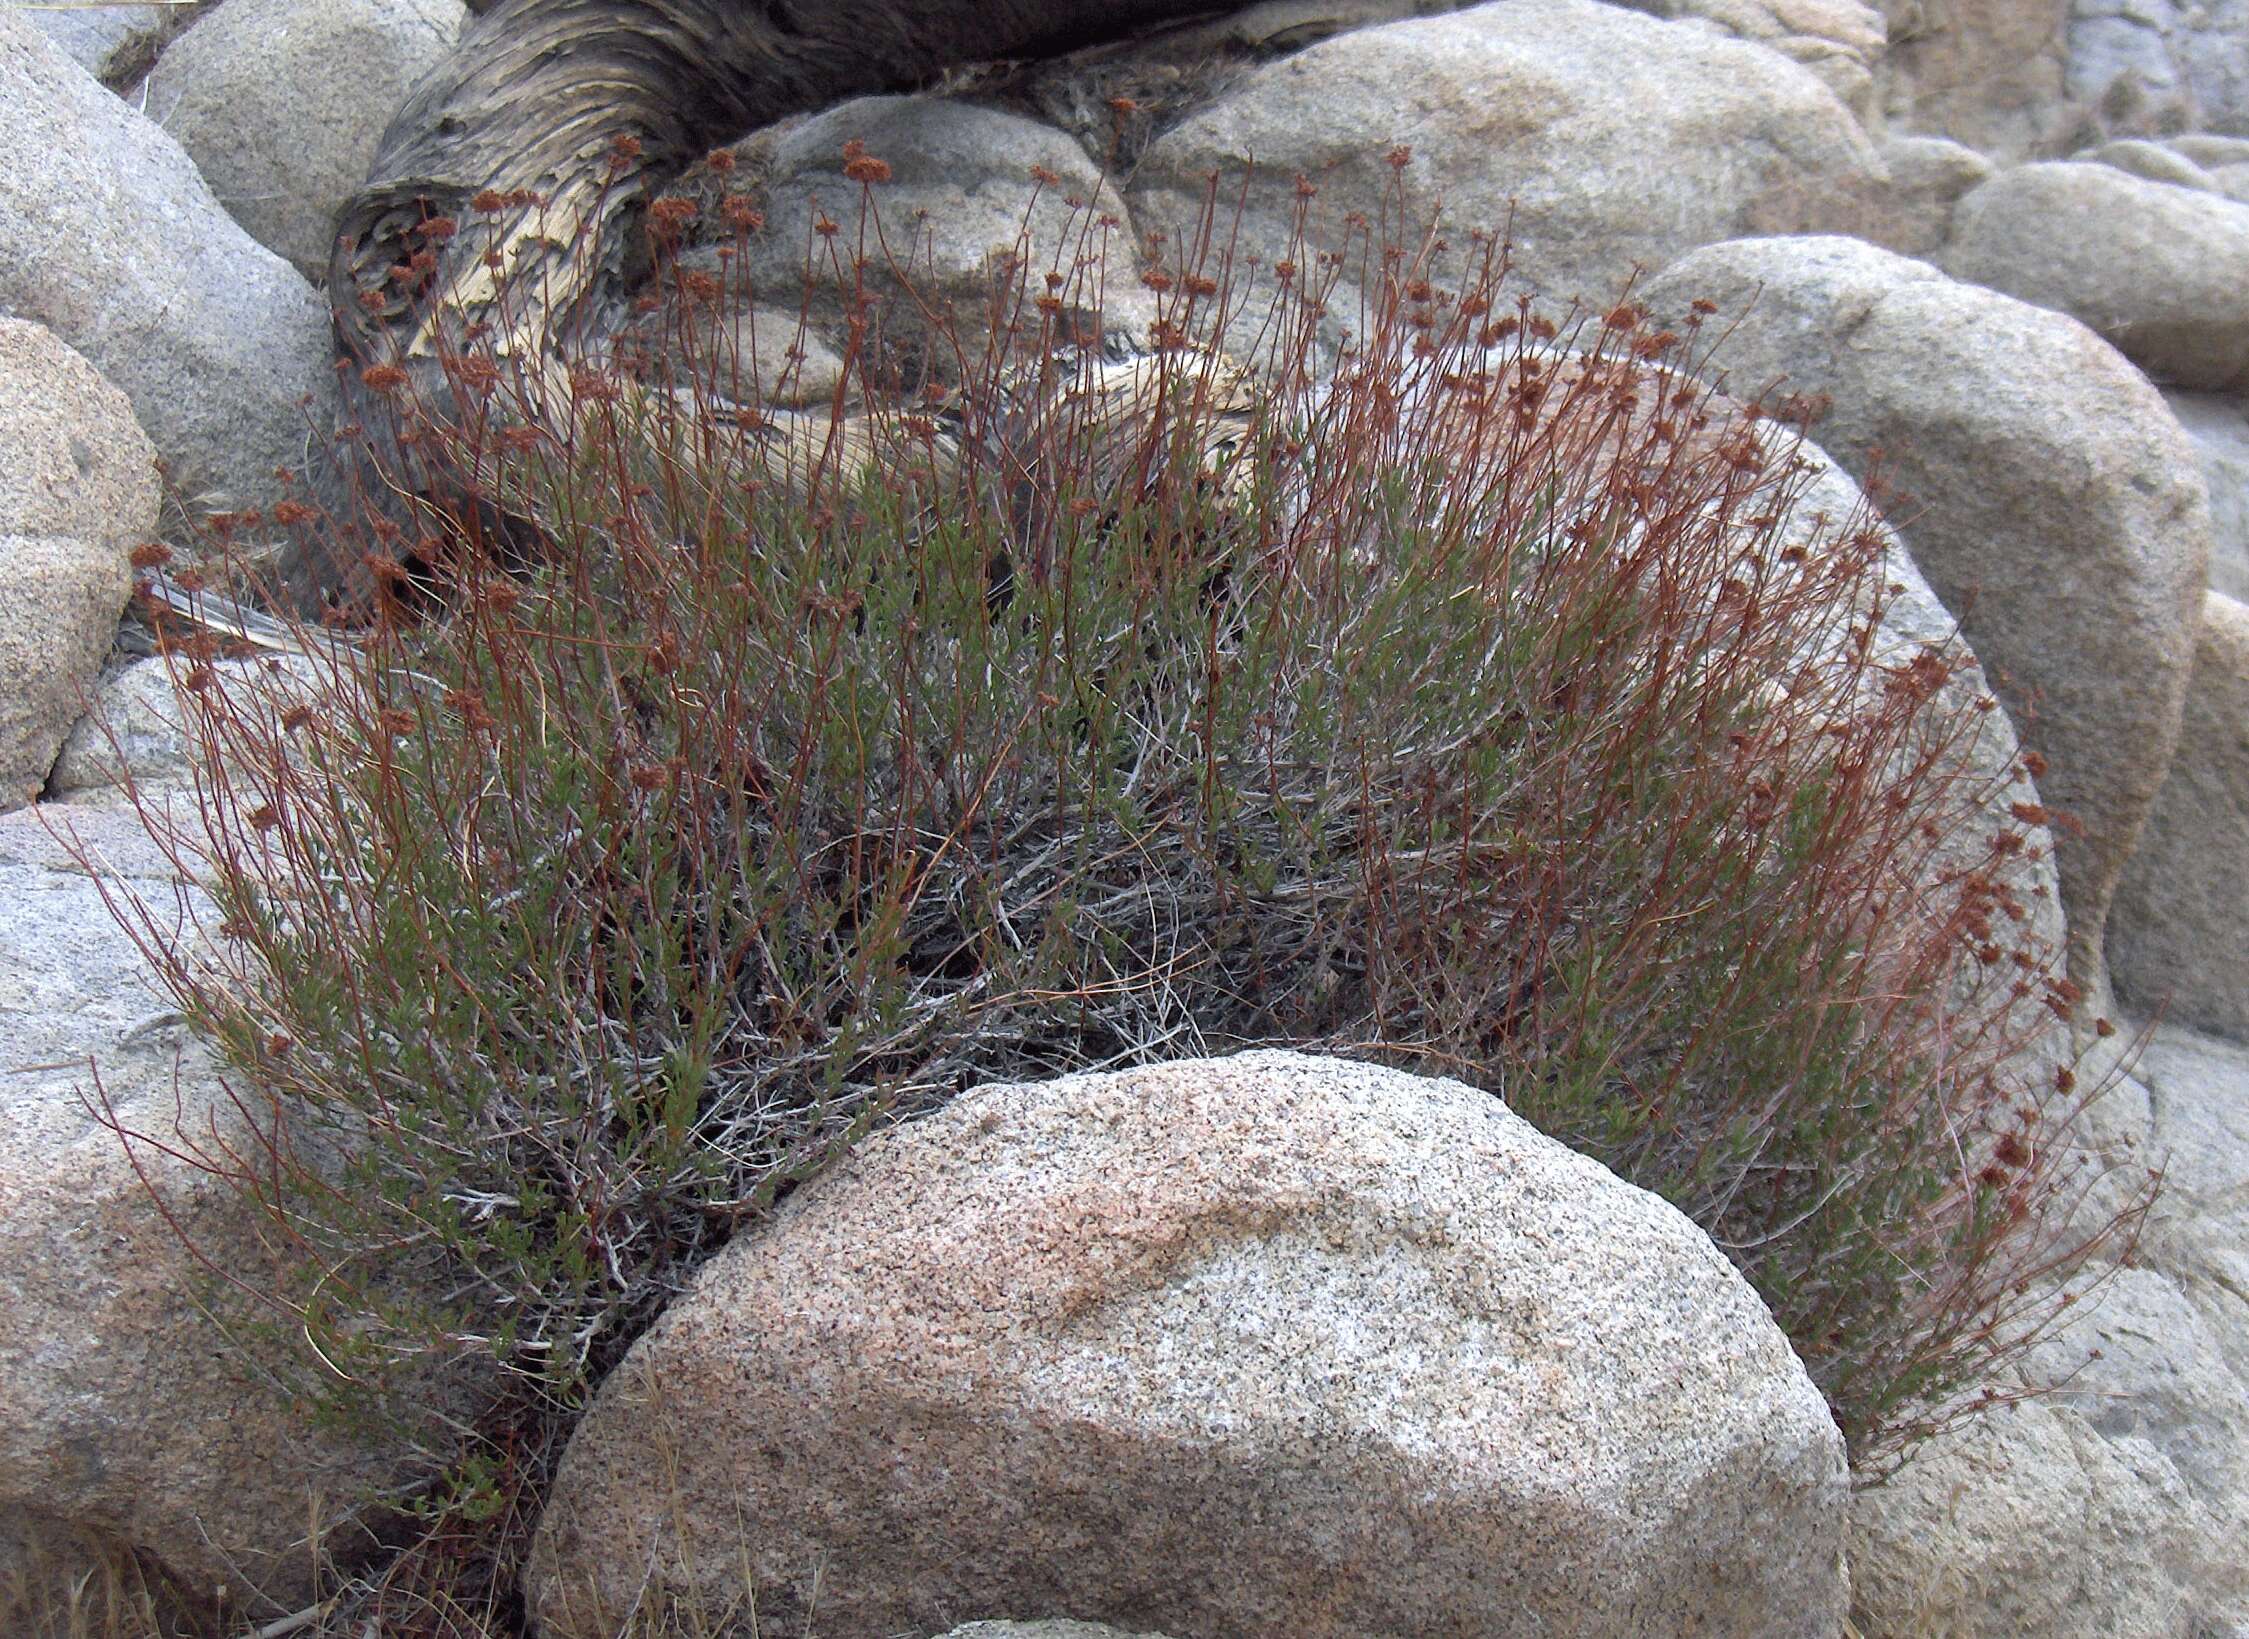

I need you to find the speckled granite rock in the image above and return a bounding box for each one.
[528,1051,1847,1639]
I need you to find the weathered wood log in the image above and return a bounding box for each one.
[300,0,1223,608]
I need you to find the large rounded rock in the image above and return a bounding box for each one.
[1642,235,2210,992]
[1940,161,2249,392]
[1126,0,1880,322]
[0,13,339,516]
[528,1052,1847,1639]
[2074,136,2223,191]
[1784,446,2069,964]
[0,320,158,809]
[0,798,451,1617]
[1500,349,2069,968]
[2106,591,2249,1041]
[137,0,466,280]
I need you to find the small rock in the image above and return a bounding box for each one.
[730,96,1154,371]
[635,298,851,410]
[1862,133,1994,255]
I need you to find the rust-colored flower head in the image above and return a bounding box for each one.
[570,365,623,404]
[841,139,891,185]
[452,356,501,397]
[647,196,699,242]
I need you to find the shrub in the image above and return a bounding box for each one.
[97,150,2146,1520]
